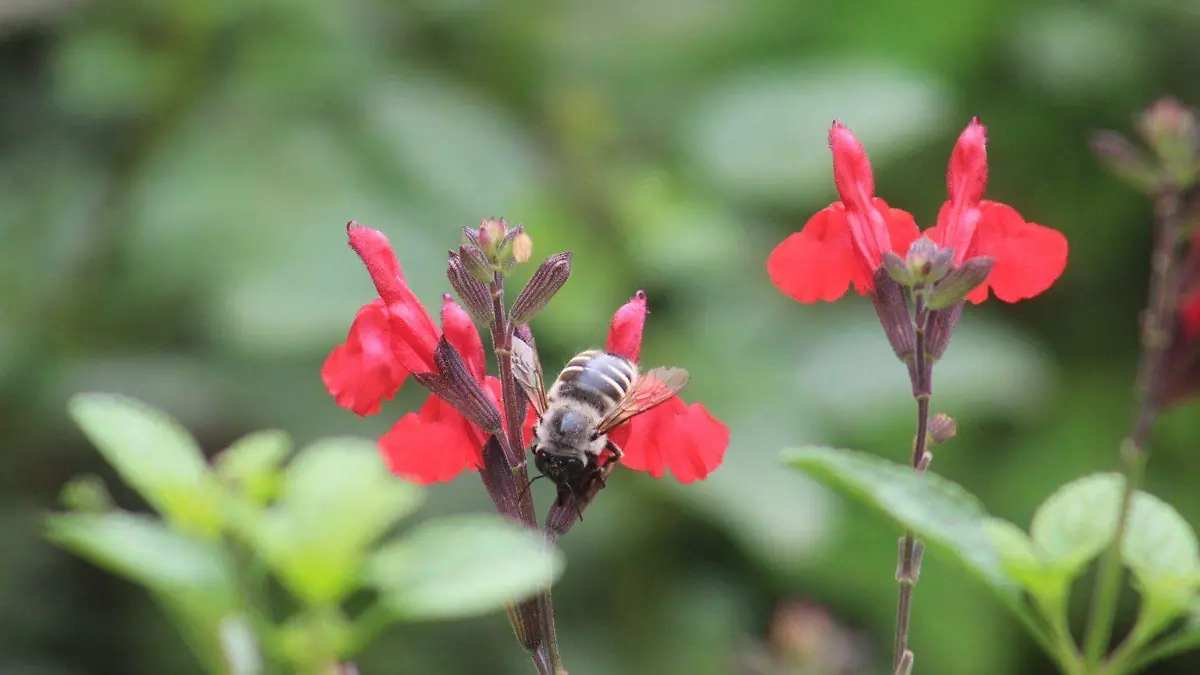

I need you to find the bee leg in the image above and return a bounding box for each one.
[602,439,624,467]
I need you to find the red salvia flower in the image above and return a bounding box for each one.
[768,119,1068,304]
[600,291,730,482]
[322,222,533,484]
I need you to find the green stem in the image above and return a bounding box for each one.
[1082,190,1186,667]
[1120,629,1200,675]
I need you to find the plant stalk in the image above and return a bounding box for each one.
[487,271,565,675]
[1082,190,1188,668]
[894,298,932,673]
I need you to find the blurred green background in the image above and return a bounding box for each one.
[3,0,1200,673]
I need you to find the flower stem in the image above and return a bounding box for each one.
[1082,190,1188,669]
[894,297,932,673]
[486,270,566,675]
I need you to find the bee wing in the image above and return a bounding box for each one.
[511,337,549,416]
[596,366,689,434]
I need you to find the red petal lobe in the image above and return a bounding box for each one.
[618,397,729,483]
[967,201,1068,303]
[379,396,484,484]
[321,300,409,416]
[767,205,868,302]
[607,290,648,363]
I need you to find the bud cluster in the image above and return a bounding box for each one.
[1092,97,1200,194]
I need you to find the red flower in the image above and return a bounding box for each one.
[601,291,730,483]
[768,119,1068,304]
[322,222,533,484]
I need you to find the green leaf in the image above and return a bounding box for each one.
[67,393,224,537]
[1030,473,1122,575]
[781,446,1015,596]
[44,512,236,613]
[366,515,564,620]
[1124,489,1200,613]
[244,437,423,605]
[215,430,292,504]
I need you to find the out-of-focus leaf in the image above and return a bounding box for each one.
[1030,473,1121,575]
[365,515,563,620]
[67,393,224,537]
[983,518,1071,611]
[685,61,951,204]
[668,410,833,569]
[215,430,292,504]
[1123,488,1200,613]
[52,28,179,119]
[129,107,442,355]
[244,438,423,605]
[44,512,235,613]
[277,611,350,672]
[793,308,1055,425]
[219,614,262,675]
[366,73,545,218]
[782,446,1016,597]
[1008,6,1146,101]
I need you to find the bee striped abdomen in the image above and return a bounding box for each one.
[550,351,637,413]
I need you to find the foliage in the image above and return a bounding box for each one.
[47,393,563,674]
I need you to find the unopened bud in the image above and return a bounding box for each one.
[1090,130,1161,193]
[459,243,493,284]
[927,256,994,310]
[477,217,508,256]
[907,238,954,285]
[928,414,957,445]
[447,250,495,323]
[870,269,915,362]
[511,229,533,264]
[882,251,914,286]
[59,474,113,513]
[1137,98,1199,183]
[511,252,572,324]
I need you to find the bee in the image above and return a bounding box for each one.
[511,337,689,508]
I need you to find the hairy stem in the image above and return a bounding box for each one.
[487,271,564,675]
[894,298,932,673]
[1083,190,1188,668]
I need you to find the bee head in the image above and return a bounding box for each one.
[533,448,590,486]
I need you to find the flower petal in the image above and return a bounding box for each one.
[345,222,441,372]
[882,201,922,259]
[1180,289,1200,341]
[964,201,1068,303]
[607,290,647,362]
[767,205,868,302]
[347,222,409,306]
[441,294,486,382]
[379,395,484,484]
[617,397,729,482]
[947,118,988,205]
[321,300,409,416]
[830,122,892,273]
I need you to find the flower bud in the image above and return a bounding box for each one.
[870,268,915,363]
[1090,130,1161,193]
[59,474,113,513]
[511,252,572,324]
[907,237,954,285]
[926,256,994,310]
[1137,97,1199,183]
[477,217,508,256]
[459,243,493,284]
[511,228,533,264]
[447,250,495,323]
[928,413,957,445]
